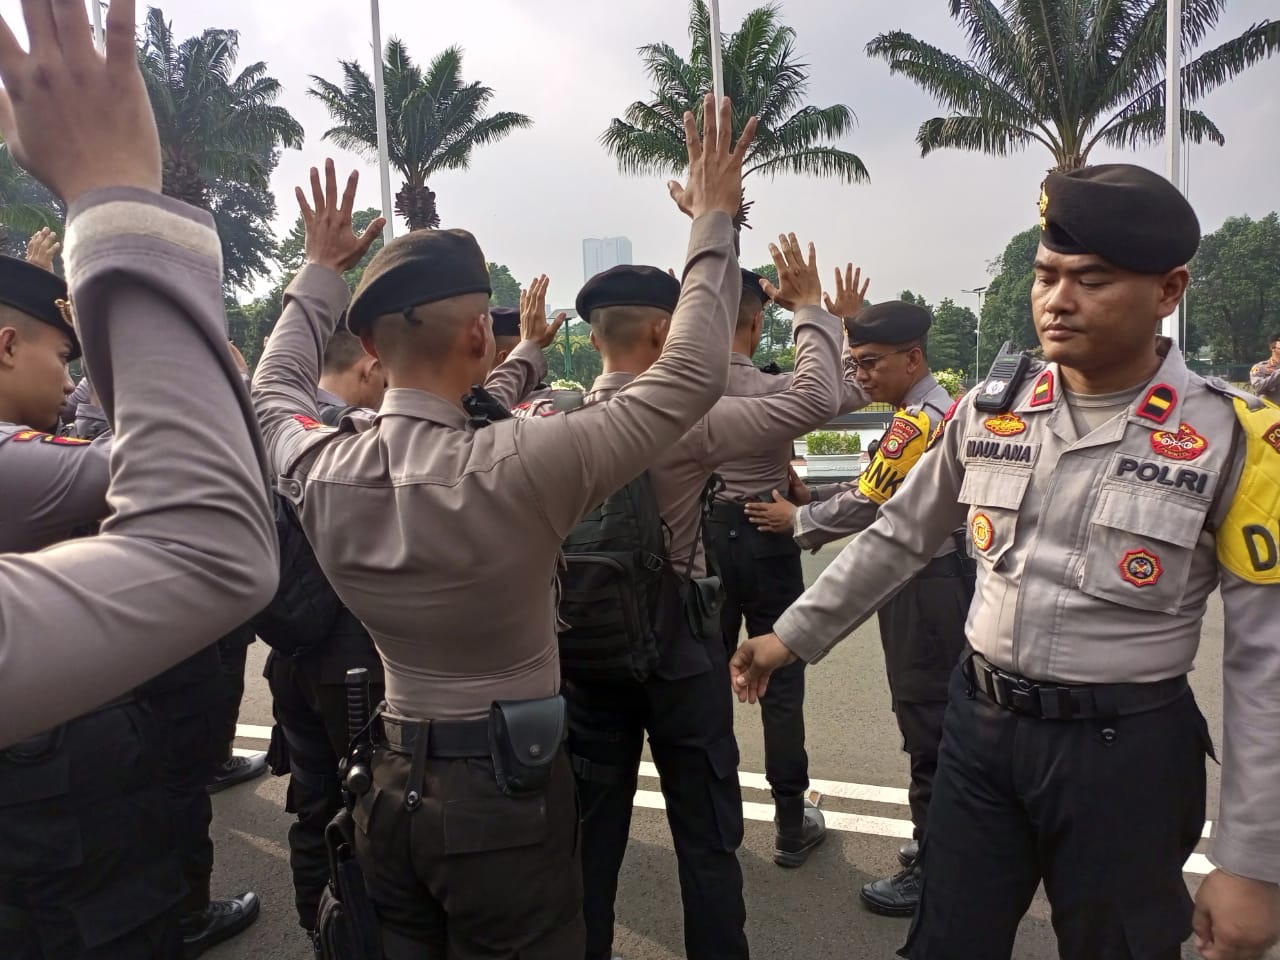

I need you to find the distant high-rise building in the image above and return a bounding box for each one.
[582,236,634,282]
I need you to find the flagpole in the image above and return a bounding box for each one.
[708,0,725,102]
[90,1,104,54]
[370,0,395,243]
[1163,0,1182,343]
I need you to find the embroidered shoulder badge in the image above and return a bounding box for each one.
[1029,370,1054,408]
[1135,384,1177,424]
[292,414,334,432]
[1120,549,1163,587]
[1150,422,1208,461]
[970,513,994,552]
[880,416,924,460]
[1264,421,1280,455]
[11,430,91,446]
[984,412,1027,437]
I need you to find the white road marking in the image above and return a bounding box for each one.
[234,724,1215,873]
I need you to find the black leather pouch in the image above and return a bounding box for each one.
[683,575,724,641]
[487,695,566,797]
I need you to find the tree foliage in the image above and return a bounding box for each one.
[977,225,1041,370]
[603,1,867,228]
[488,263,521,308]
[1187,213,1280,366]
[0,144,63,255]
[867,0,1280,170]
[310,41,531,230]
[900,290,978,378]
[543,322,603,385]
[139,7,304,288]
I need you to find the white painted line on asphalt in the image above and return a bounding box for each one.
[232,747,264,758]
[235,724,1216,870]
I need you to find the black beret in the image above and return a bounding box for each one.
[740,269,768,307]
[347,229,492,335]
[1039,164,1200,274]
[0,256,78,360]
[846,300,932,346]
[575,265,680,322]
[490,306,521,339]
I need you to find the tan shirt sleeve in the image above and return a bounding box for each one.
[693,305,844,469]
[0,432,111,551]
[837,353,870,414]
[252,264,352,477]
[794,477,880,551]
[1249,361,1280,397]
[513,212,740,536]
[774,399,972,662]
[0,188,278,747]
[484,340,549,409]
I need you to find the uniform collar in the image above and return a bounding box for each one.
[1014,362,1062,415]
[375,387,469,429]
[902,374,941,410]
[315,386,346,409]
[586,370,639,401]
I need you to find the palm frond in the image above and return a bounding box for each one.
[916,115,1050,158]
[747,146,869,183]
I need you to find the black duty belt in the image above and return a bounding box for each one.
[379,715,489,759]
[966,653,1188,721]
[915,550,975,580]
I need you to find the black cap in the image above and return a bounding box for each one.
[490,306,521,338]
[575,265,680,322]
[0,256,78,360]
[846,300,932,346]
[347,229,492,335]
[740,269,768,308]
[1039,164,1200,274]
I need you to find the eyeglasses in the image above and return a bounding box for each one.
[848,347,914,373]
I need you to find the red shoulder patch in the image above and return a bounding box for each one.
[1029,370,1054,408]
[1263,421,1280,455]
[1135,384,1177,424]
[10,430,91,446]
[1150,422,1208,461]
[880,417,923,459]
[292,415,332,432]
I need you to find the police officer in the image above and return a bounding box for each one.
[1249,332,1280,405]
[252,97,757,957]
[702,265,870,870]
[262,327,387,947]
[746,297,973,915]
[564,234,846,959]
[733,164,1280,960]
[491,291,562,403]
[0,0,277,751]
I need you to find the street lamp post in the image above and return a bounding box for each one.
[1163,0,1182,344]
[708,0,725,102]
[964,286,987,378]
[370,0,395,245]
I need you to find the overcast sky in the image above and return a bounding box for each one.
[4,0,1278,312]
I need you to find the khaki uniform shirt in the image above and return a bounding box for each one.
[775,341,1280,882]
[795,375,957,555]
[0,188,277,747]
[252,212,742,723]
[1249,358,1280,405]
[583,305,845,581]
[716,353,869,501]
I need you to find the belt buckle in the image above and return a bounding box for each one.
[1008,679,1037,716]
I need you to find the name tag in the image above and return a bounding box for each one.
[1113,455,1215,498]
[963,438,1038,465]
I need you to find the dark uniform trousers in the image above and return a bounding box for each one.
[705,502,810,798]
[874,550,974,841]
[565,626,749,960]
[213,623,258,765]
[352,746,584,959]
[0,702,185,960]
[901,664,1212,960]
[143,645,226,918]
[264,612,386,932]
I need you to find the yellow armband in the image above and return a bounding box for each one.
[858,408,933,506]
[1216,398,1280,584]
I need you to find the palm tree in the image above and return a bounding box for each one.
[310,41,532,231]
[0,144,63,254]
[867,0,1280,171]
[602,0,867,230]
[138,8,304,286]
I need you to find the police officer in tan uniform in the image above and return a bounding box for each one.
[1249,332,1280,405]
[252,97,757,958]
[748,299,973,916]
[0,1,278,952]
[702,265,870,870]
[733,164,1280,960]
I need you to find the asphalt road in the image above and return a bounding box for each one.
[205,538,1274,960]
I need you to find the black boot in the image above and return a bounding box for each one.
[859,861,922,917]
[207,753,268,794]
[898,839,919,868]
[773,793,826,868]
[180,892,261,958]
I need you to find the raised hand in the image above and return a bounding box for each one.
[296,160,385,275]
[519,275,567,349]
[668,94,758,221]
[824,263,870,319]
[729,633,798,705]
[761,234,823,312]
[25,228,61,272]
[0,0,161,203]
